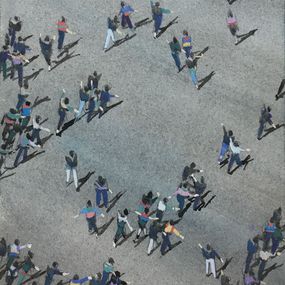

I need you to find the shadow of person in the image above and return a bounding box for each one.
[260,123,285,139]
[235,29,258,46]
[32,96,51,108]
[0,172,16,181]
[51,51,80,71]
[57,38,82,58]
[198,71,215,89]
[41,134,54,147]
[98,217,115,236]
[261,263,283,281]
[76,171,95,192]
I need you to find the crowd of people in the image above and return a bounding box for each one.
[0,0,284,285]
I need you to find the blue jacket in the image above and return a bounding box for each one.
[0,51,10,62]
[100,91,115,104]
[202,248,221,260]
[119,5,134,16]
[247,239,257,254]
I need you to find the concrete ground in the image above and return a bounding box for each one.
[0,0,284,284]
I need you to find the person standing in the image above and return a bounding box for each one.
[244,236,259,274]
[151,1,171,39]
[13,37,30,55]
[39,34,55,71]
[95,176,112,208]
[182,162,203,183]
[31,115,51,146]
[19,101,32,130]
[272,207,282,228]
[8,17,22,47]
[119,1,135,31]
[10,52,29,88]
[0,238,7,266]
[56,17,75,50]
[168,37,182,72]
[160,220,184,255]
[181,30,192,59]
[76,81,91,120]
[226,10,239,44]
[199,243,224,279]
[257,250,271,281]
[185,55,202,90]
[262,218,276,250]
[227,137,250,174]
[44,262,69,285]
[103,16,123,52]
[99,85,119,111]
[113,209,133,248]
[69,274,92,285]
[74,200,105,236]
[0,45,10,80]
[193,176,207,210]
[1,108,20,141]
[156,197,178,221]
[65,150,78,190]
[87,71,102,91]
[147,221,161,255]
[101,258,115,285]
[257,105,276,140]
[13,131,41,167]
[5,261,19,285]
[218,123,234,164]
[271,225,283,256]
[172,183,196,213]
[87,90,103,123]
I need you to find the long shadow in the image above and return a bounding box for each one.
[98,217,115,236]
[275,79,285,100]
[23,34,33,41]
[32,96,51,108]
[148,242,162,256]
[105,34,137,53]
[219,157,229,168]
[198,71,215,89]
[21,150,45,165]
[21,68,44,89]
[135,18,153,29]
[227,0,238,4]
[56,118,76,137]
[156,16,179,38]
[201,195,216,210]
[24,54,39,67]
[57,38,82,58]
[22,270,47,284]
[271,245,285,259]
[41,134,54,147]
[134,234,149,248]
[217,257,234,278]
[76,171,95,192]
[235,29,258,46]
[260,123,285,139]
[50,52,80,71]
[106,191,127,213]
[161,240,182,256]
[195,191,212,211]
[98,101,124,119]
[228,155,253,175]
[0,172,16,181]
[116,230,136,247]
[261,263,283,281]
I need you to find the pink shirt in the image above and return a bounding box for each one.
[173,187,191,197]
[227,17,237,26]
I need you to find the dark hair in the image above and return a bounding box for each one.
[252,236,259,243]
[35,115,41,124]
[108,257,115,264]
[98,176,106,186]
[163,197,168,203]
[73,274,79,280]
[267,106,271,112]
[63,97,69,104]
[155,1,160,6]
[3,45,9,50]
[28,250,34,258]
[121,1,125,7]
[9,108,17,114]
[104,84,111,92]
[228,130,233,136]
[52,261,59,268]
[87,200,92,207]
[84,86,89,93]
[173,36,178,43]
[144,208,150,214]
[26,133,32,140]
[206,244,211,251]
[227,9,233,18]
[233,141,239,147]
[44,36,50,42]
[123,208,129,216]
[269,217,275,223]
[13,261,19,268]
[69,150,74,157]
[14,16,20,21]
[25,101,31,106]
[183,30,188,36]
[93,71,98,77]
[169,220,174,225]
[18,36,23,42]
[200,176,205,184]
[61,16,66,22]
[147,191,153,199]
[190,162,196,168]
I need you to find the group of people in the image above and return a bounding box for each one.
[0,0,284,285]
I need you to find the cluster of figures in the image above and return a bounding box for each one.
[0,0,285,285]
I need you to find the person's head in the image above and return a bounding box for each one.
[95,89,101,95]
[233,140,239,147]
[206,244,211,251]
[183,30,188,36]
[147,191,153,199]
[277,207,282,213]
[200,176,205,184]
[123,208,129,216]
[63,97,69,105]
[267,106,271,112]
[0,238,6,245]
[108,257,115,265]
[18,36,23,42]
[173,36,178,43]
[121,1,125,7]
[44,35,50,42]
[227,9,233,18]
[252,236,259,244]
[104,84,111,92]
[52,261,59,268]
[269,217,275,224]
[73,274,79,280]
[35,115,41,124]
[13,261,19,268]
[163,197,168,204]
[69,150,75,157]
[26,133,32,140]
[25,101,31,107]
[14,16,20,22]
[113,15,119,24]
[155,2,160,7]
[87,200,92,207]
[228,130,233,137]
[28,250,34,258]
[98,175,106,185]
[84,86,89,93]
[169,220,174,226]
[9,108,17,114]
[2,45,9,51]
[182,182,188,188]
[144,208,150,214]
[61,16,66,22]
[190,162,196,168]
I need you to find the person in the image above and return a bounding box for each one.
[31,115,50,146]
[220,271,232,285]
[226,9,239,44]
[245,236,259,274]
[218,123,234,164]
[182,162,203,183]
[113,209,133,248]
[108,271,128,285]
[147,220,161,255]
[137,191,160,212]
[150,1,171,39]
[192,176,207,210]
[199,243,224,278]
[10,52,29,87]
[99,85,119,111]
[1,108,20,141]
[227,137,250,174]
[44,262,69,285]
[65,150,78,190]
[74,200,105,236]
[13,37,30,55]
[257,105,276,140]
[271,225,283,256]
[2,124,21,150]
[0,238,7,266]
[156,197,178,221]
[86,90,103,122]
[168,37,182,72]
[160,220,184,255]
[56,17,75,50]
[101,258,115,285]
[16,251,40,285]
[13,131,41,167]
[244,271,263,285]
[8,17,22,47]
[185,54,203,90]
[5,261,19,285]
[6,240,32,270]
[69,274,92,285]
[76,81,91,119]
[0,45,10,80]
[95,176,112,208]
[56,89,78,134]
[87,71,102,91]
[39,34,55,70]
[181,30,192,59]
[103,16,123,52]
[257,250,271,281]
[89,273,101,285]
[19,101,32,130]
[272,207,282,227]
[16,87,30,111]
[133,208,158,242]
[262,218,276,250]
[119,1,135,30]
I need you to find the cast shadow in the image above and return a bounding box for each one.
[76,171,95,192]
[198,71,215,89]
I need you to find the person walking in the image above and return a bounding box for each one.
[257,250,271,281]
[160,220,184,255]
[8,17,22,47]
[147,220,162,255]
[87,71,102,91]
[56,17,75,50]
[19,101,32,130]
[65,150,78,190]
[13,131,41,167]
[137,191,160,212]
[156,197,178,221]
[76,81,91,120]
[218,123,234,164]
[271,207,282,228]
[101,258,115,285]
[1,108,20,141]
[271,225,283,256]
[182,162,203,183]
[10,52,29,88]
[181,30,192,59]
[95,176,112,208]
[113,209,133,248]
[244,236,259,274]
[151,1,171,39]
[199,243,224,278]
[99,85,120,111]
[0,238,7,266]
[74,200,105,236]
[262,218,276,250]
[44,262,69,285]
[0,45,10,80]
[119,1,136,31]
[167,37,182,72]
[257,105,276,140]
[13,37,30,55]
[185,54,203,90]
[5,261,19,285]
[31,115,51,146]
[227,137,250,174]
[103,16,123,52]
[39,34,55,71]
[69,274,92,285]
[193,176,207,210]
[226,9,239,44]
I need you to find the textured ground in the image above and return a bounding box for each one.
[0,0,284,284]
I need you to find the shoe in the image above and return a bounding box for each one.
[56,129,60,134]
[99,106,104,112]
[103,48,107,52]
[95,233,99,239]
[153,32,157,39]
[48,65,51,71]
[113,241,116,248]
[195,84,199,89]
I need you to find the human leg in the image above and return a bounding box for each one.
[147,238,154,254]
[66,168,71,183]
[72,168,78,188]
[209,259,216,278]
[102,190,108,208]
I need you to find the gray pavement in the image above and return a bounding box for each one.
[0,0,284,284]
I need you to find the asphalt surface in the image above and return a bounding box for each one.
[0,0,284,284]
